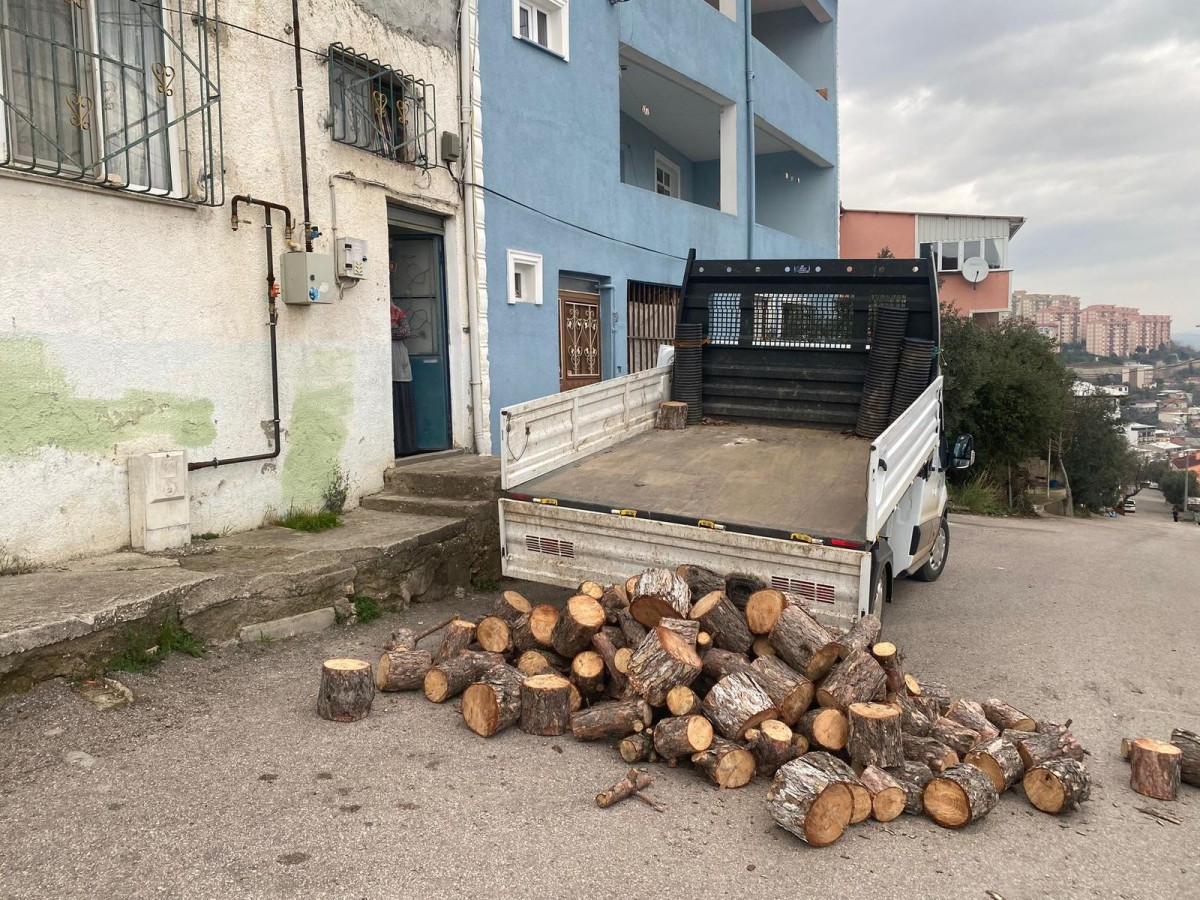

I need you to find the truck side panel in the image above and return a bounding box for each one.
[867,377,943,539]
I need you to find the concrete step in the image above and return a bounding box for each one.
[361,492,492,519]
[384,453,501,501]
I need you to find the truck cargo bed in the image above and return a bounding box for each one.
[512,420,871,543]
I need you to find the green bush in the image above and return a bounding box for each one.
[949,475,1007,515]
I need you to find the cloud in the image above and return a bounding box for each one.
[839,0,1200,327]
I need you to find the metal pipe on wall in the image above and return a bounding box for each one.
[459,0,488,454]
[743,0,756,258]
[291,0,313,252]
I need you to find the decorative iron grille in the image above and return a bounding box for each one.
[327,42,433,168]
[0,0,223,204]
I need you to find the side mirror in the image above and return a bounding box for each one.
[951,434,975,470]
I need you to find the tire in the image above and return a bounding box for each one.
[868,564,890,618]
[912,517,949,583]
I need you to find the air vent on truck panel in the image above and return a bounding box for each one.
[771,576,836,605]
[525,535,575,559]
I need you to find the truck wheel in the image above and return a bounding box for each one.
[869,564,890,617]
[912,517,949,583]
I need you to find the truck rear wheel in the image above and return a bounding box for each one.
[912,517,949,583]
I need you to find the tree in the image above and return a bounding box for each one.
[1162,469,1199,508]
[1061,397,1137,510]
[876,247,895,259]
[1143,459,1170,485]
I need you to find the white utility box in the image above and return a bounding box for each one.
[337,237,369,280]
[281,251,336,304]
[129,450,190,551]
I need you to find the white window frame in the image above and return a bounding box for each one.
[654,151,681,199]
[920,239,1009,274]
[508,249,544,305]
[511,0,570,60]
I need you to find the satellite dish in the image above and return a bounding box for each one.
[961,257,989,286]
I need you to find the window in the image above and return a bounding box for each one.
[512,0,568,59]
[920,239,1008,273]
[984,237,1003,269]
[654,152,681,199]
[328,44,433,167]
[508,249,543,305]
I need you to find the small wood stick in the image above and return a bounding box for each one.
[634,791,666,813]
[415,614,460,644]
[596,768,653,808]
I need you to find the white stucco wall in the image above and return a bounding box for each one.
[0,0,473,565]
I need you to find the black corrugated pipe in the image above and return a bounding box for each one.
[291,0,313,252]
[189,195,292,471]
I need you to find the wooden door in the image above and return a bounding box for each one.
[627,281,680,373]
[559,289,602,392]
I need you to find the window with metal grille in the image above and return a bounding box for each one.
[627,280,679,373]
[706,291,741,345]
[0,0,223,203]
[753,293,855,348]
[327,43,434,168]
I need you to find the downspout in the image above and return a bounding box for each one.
[459,0,487,454]
[743,0,756,258]
[291,0,313,251]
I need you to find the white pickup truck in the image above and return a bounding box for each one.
[497,256,974,629]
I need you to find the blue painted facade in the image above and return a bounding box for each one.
[479,0,839,451]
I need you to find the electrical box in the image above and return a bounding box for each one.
[337,237,369,280]
[129,451,190,551]
[441,130,462,163]
[282,251,336,304]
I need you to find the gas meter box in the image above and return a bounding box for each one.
[337,237,369,280]
[129,450,190,551]
[282,251,336,304]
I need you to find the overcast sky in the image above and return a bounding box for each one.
[838,0,1200,330]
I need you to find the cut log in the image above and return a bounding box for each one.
[519,673,573,736]
[915,679,954,715]
[1170,728,1200,786]
[689,590,754,654]
[432,619,476,665]
[724,573,768,611]
[766,759,854,847]
[744,719,795,776]
[768,605,839,681]
[615,607,648,648]
[750,655,814,725]
[627,626,702,706]
[628,568,691,628]
[614,648,633,675]
[797,708,848,752]
[702,649,755,682]
[816,649,887,712]
[981,698,1037,733]
[596,768,653,809]
[871,641,906,695]
[666,685,702,717]
[886,761,935,816]
[903,673,922,696]
[847,702,904,769]
[599,583,630,624]
[592,630,629,697]
[475,616,512,654]
[551,594,606,658]
[423,650,505,703]
[569,682,583,714]
[317,658,375,722]
[902,734,959,772]
[658,617,700,645]
[745,589,788,635]
[836,614,882,658]
[1024,757,1092,814]
[910,694,943,726]
[570,651,606,699]
[462,665,525,737]
[859,765,907,822]
[945,699,1000,743]
[791,733,810,757]
[570,698,653,741]
[696,631,712,651]
[619,732,655,764]
[692,736,756,789]
[1129,738,1182,801]
[751,636,777,659]
[675,564,726,601]
[964,737,1025,793]
[578,580,605,600]
[492,590,533,625]
[655,400,688,430]
[923,764,999,829]
[512,605,560,651]
[1012,731,1084,770]
[515,648,565,677]
[888,692,934,737]
[375,650,433,692]
[801,751,871,824]
[703,671,780,741]
[653,715,714,759]
[383,628,417,653]
[931,717,981,756]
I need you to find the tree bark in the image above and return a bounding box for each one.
[375,650,433,692]
[675,564,726,601]
[592,630,629,697]
[800,751,871,824]
[796,707,848,752]
[923,763,999,829]
[653,715,714,759]
[596,768,653,809]
[519,673,573,736]
[1129,737,1182,801]
[1012,731,1085,770]
[655,400,689,430]
[701,648,755,682]
[317,658,375,722]
[1024,757,1092,814]
[577,580,605,600]
[945,699,1000,743]
[930,716,981,756]
[570,650,606,699]
[515,648,566,677]
[692,736,757,789]
[768,604,840,681]
[902,734,958,772]
[766,759,854,847]
[619,732,655,764]
[886,761,935,816]
[492,590,533,625]
[981,698,1037,733]
[512,604,560,652]
[745,589,789,635]
[615,607,648,649]
[964,737,1025,793]
[658,617,700,645]
[628,568,692,628]
[871,641,906,695]
[888,692,933,736]
[816,649,887,712]
[423,650,505,703]
[847,702,904,769]
[743,719,795,776]
[474,616,512,654]
[570,698,653,741]
[666,685,702,717]
[703,671,780,740]
[627,626,703,706]
[462,665,525,737]
[837,614,882,658]
[750,656,814,725]
[551,594,606,658]
[599,583,630,624]
[432,619,476,665]
[859,765,907,822]
[913,679,954,716]
[1170,728,1200,786]
[689,590,754,654]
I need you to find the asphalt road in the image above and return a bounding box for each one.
[1,493,1197,899]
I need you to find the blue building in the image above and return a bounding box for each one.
[477,0,839,450]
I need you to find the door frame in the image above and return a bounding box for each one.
[558,287,603,393]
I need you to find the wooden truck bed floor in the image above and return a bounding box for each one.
[512,421,872,543]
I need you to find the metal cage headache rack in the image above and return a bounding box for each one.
[0,0,223,205]
[326,42,434,169]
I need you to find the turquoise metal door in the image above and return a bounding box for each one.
[389,233,451,453]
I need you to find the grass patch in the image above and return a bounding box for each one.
[351,595,383,624]
[195,532,221,541]
[471,574,499,593]
[949,475,1008,515]
[107,613,207,673]
[272,507,342,533]
[0,547,36,576]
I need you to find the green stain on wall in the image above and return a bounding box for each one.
[0,336,217,458]
[280,349,355,509]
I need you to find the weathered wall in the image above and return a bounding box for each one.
[0,0,470,565]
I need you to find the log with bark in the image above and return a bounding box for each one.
[902,734,958,772]
[886,761,935,815]
[910,694,944,727]
[766,759,854,847]
[964,737,1025,793]
[791,733,810,757]
[745,589,789,635]
[930,717,981,756]
[981,698,1037,733]
[744,719,795,776]
[1167,728,1200,786]
[615,607,648,649]
[1024,757,1092,814]
[689,590,754,654]
[653,715,714,760]
[655,400,688,430]
[462,665,525,737]
[512,605,561,652]
[375,649,433,692]
[724,573,769,611]
[492,591,533,625]
[675,564,726,601]
[666,685,702,717]
[888,692,934,737]
[836,614,882,658]
[923,763,1000,829]
[519,673,573,736]
[423,650,505,703]
[628,568,692,627]
[596,768,653,808]
[658,617,700,645]
[382,614,457,653]
[847,702,904,769]
[945,699,1000,743]
[570,650,606,699]
[432,619,476,665]
[317,659,375,722]
[600,583,630,624]
[858,765,907,822]
[1128,738,1182,801]
[816,649,887,712]
[1010,730,1085,770]
[592,630,629,697]
[801,751,872,824]
[768,605,840,681]
[797,707,849,752]
[570,698,653,741]
[619,732,655,764]
[551,595,606,658]
[751,636,777,659]
[750,655,814,725]
[515,648,565,677]
[702,648,755,682]
[871,641,906,696]
[578,580,605,600]
[626,626,703,706]
[703,671,780,740]
[475,616,512,654]
[914,679,954,716]
[692,736,757,789]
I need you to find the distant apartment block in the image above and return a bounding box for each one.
[1080,305,1172,357]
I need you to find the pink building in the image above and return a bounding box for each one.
[840,208,1025,326]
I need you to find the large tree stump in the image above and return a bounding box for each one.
[676,564,726,601]
[964,737,1025,793]
[836,614,882,658]
[615,607,648,648]
[317,659,375,722]
[703,671,780,740]
[750,656,814,725]
[627,626,702,706]
[570,698,653,741]
[519,673,573,736]
[816,649,887,712]
[847,702,904,769]
[570,650,606,699]
[653,715,714,759]
[655,400,688,430]
[475,616,512,654]
[888,692,934,736]
[931,717,981,756]
[744,719,796,776]
[766,759,854,847]
[801,751,871,824]
[1025,757,1092,814]
[462,665,525,737]
[689,590,754,654]
[768,605,839,681]
[859,765,906,822]
[375,650,433,692]
[923,764,999,829]
[619,732,655,764]
[666,685,702,717]
[551,595,606,657]
[886,761,935,816]
[628,568,692,627]
[981,698,1037,733]
[1129,738,1182,801]
[902,734,958,772]
[745,589,789,635]
[1171,728,1200,786]
[945,699,1000,743]
[658,617,700,645]
[797,707,848,752]
[701,648,755,682]
[692,736,756,789]
[423,650,504,703]
[592,630,629,697]
[493,590,533,625]
[432,619,476,665]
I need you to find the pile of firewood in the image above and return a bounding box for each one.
[317,565,1103,848]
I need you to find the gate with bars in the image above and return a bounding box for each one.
[626,280,680,374]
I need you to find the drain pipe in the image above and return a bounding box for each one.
[459,0,487,454]
[189,196,292,472]
[290,0,313,252]
[743,0,756,258]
